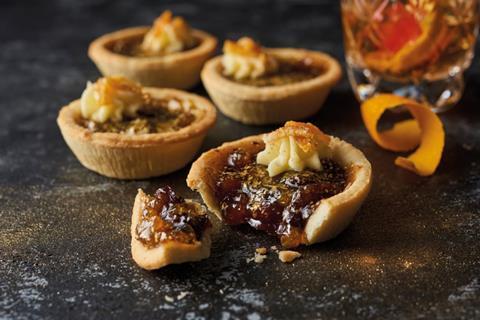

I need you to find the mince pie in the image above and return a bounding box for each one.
[57,76,216,179]
[88,11,217,89]
[187,121,371,248]
[201,37,342,125]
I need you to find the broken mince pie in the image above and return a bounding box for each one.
[187,121,371,248]
[201,37,342,125]
[88,11,217,89]
[131,186,212,270]
[57,76,216,179]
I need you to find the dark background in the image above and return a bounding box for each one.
[1,1,480,319]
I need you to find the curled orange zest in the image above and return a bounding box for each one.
[361,94,445,176]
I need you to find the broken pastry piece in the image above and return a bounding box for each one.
[201,37,341,125]
[278,250,301,263]
[88,10,217,89]
[131,187,212,270]
[187,121,372,248]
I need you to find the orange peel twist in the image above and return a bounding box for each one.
[361,94,445,176]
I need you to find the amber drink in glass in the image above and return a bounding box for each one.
[341,0,478,112]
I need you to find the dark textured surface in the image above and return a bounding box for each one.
[1,1,480,319]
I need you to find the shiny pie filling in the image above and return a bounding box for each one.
[79,98,197,134]
[226,58,323,87]
[214,148,347,248]
[109,35,199,57]
[136,186,211,248]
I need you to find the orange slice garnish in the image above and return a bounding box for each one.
[388,10,448,74]
[364,4,451,75]
[223,37,264,57]
[361,94,445,176]
[376,2,423,53]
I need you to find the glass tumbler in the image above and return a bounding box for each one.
[341,0,479,112]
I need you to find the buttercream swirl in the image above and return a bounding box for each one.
[256,121,331,177]
[222,37,278,80]
[141,11,196,55]
[80,76,144,123]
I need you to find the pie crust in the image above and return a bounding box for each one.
[201,48,342,125]
[57,88,216,179]
[131,189,211,270]
[187,133,371,244]
[88,27,217,89]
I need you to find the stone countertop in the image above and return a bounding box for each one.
[1,0,479,319]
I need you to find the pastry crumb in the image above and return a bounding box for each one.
[254,253,267,264]
[177,291,189,300]
[247,248,268,264]
[278,250,301,263]
[256,247,267,255]
[164,295,175,303]
[270,245,278,251]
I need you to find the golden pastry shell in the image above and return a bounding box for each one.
[89,27,217,89]
[187,134,371,245]
[201,48,342,125]
[57,88,217,179]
